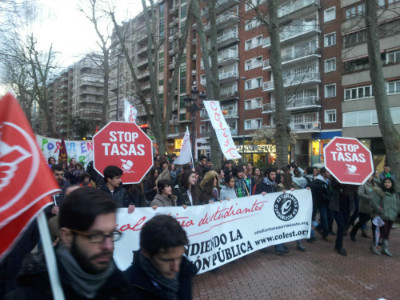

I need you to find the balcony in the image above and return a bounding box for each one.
[223,109,238,119]
[219,71,239,82]
[278,0,320,21]
[262,96,321,113]
[204,12,240,32]
[263,72,320,91]
[217,30,239,49]
[220,84,238,101]
[216,0,240,14]
[262,47,320,70]
[290,121,320,132]
[218,49,239,66]
[263,21,320,48]
[137,70,150,80]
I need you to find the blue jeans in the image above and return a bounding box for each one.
[318,206,333,237]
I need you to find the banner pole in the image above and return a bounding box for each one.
[37,211,65,300]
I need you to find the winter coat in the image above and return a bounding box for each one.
[155,167,172,185]
[329,181,356,214]
[235,178,250,197]
[100,184,133,208]
[5,251,134,300]
[143,179,157,202]
[44,179,71,219]
[173,184,200,206]
[310,175,332,207]
[150,193,177,207]
[358,181,375,214]
[372,189,400,221]
[262,177,278,193]
[124,251,198,300]
[220,185,237,200]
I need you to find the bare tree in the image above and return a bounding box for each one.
[247,0,291,168]
[365,0,400,188]
[108,0,193,155]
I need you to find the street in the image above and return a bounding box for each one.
[193,223,400,300]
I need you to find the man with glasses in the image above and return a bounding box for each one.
[6,187,134,300]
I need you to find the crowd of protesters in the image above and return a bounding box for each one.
[1,153,398,300]
[46,153,399,258]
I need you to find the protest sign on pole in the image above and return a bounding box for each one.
[114,189,312,273]
[203,101,241,160]
[123,99,137,123]
[174,127,192,165]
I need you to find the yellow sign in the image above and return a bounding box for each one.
[174,138,183,150]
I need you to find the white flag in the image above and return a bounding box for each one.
[203,101,241,160]
[174,127,192,165]
[123,99,137,123]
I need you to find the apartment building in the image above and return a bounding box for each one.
[340,0,400,167]
[106,0,400,166]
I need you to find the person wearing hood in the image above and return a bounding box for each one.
[220,174,237,200]
[199,170,221,204]
[151,179,177,208]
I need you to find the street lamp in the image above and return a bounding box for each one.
[184,86,206,161]
[240,76,247,161]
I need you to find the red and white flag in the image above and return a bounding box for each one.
[174,127,192,165]
[0,93,60,261]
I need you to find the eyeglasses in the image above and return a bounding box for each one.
[70,229,122,243]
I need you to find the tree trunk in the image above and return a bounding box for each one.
[267,0,290,168]
[365,0,400,188]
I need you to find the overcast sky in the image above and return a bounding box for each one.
[35,0,142,67]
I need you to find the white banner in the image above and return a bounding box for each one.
[203,101,241,160]
[36,135,94,166]
[123,99,137,124]
[114,189,312,274]
[173,127,192,165]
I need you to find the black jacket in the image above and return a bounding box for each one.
[100,184,133,208]
[173,184,200,206]
[124,251,197,300]
[310,177,333,207]
[5,251,135,300]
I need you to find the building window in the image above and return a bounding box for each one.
[387,80,400,94]
[324,32,336,47]
[245,77,263,90]
[245,97,262,110]
[345,4,365,19]
[343,30,367,48]
[245,18,261,31]
[324,6,336,23]
[324,58,336,73]
[387,50,400,64]
[389,0,400,3]
[345,85,373,100]
[324,84,336,98]
[245,56,263,70]
[245,118,262,130]
[325,109,336,123]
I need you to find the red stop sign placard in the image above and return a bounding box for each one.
[93,121,153,184]
[324,137,373,185]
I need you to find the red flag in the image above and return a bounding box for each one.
[0,93,60,261]
[58,136,68,164]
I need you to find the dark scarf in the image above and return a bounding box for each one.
[56,245,115,299]
[138,251,179,300]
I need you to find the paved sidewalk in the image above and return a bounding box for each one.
[193,224,400,300]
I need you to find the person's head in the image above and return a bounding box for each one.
[140,215,188,279]
[180,170,197,189]
[148,167,159,181]
[232,166,244,179]
[48,156,56,165]
[170,163,176,170]
[247,162,253,172]
[59,187,119,274]
[157,179,172,196]
[75,162,84,170]
[265,168,277,182]
[199,155,207,166]
[69,158,76,167]
[52,164,64,185]
[225,174,235,188]
[383,165,391,174]
[80,172,91,183]
[281,171,293,190]
[253,167,261,177]
[200,170,219,191]
[103,165,123,188]
[382,177,395,194]
[304,166,313,175]
[160,160,169,170]
[293,168,301,178]
[242,164,247,174]
[320,167,330,179]
[313,167,319,176]
[374,170,380,178]
[217,169,225,179]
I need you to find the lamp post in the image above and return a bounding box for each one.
[184,87,206,161]
[240,76,246,162]
[116,54,121,121]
